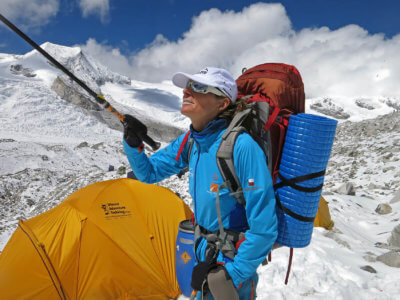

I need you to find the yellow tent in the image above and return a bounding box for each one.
[0,179,192,299]
[314,196,334,230]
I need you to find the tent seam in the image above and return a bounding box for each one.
[19,220,67,300]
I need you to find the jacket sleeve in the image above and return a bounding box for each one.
[224,133,278,288]
[123,132,190,183]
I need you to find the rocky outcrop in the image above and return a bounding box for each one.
[377,251,400,268]
[51,76,100,111]
[310,98,350,119]
[336,182,356,195]
[10,64,36,77]
[388,224,400,249]
[51,76,123,131]
[390,190,400,204]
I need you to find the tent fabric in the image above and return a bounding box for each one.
[314,196,334,230]
[0,179,192,299]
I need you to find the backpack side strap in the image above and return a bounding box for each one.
[216,106,255,205]
[217,126,247,205]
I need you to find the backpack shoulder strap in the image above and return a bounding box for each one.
[216,106,254,205]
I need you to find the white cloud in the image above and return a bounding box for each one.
[78,0,110,23]
[0,0,59,29]
[82,2,400,98]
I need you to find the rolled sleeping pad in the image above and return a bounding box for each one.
[275,113,337,248]
[175,219,195,297]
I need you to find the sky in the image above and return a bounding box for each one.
[1,0,400,98]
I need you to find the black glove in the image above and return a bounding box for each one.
[190,261,218,292]
[123,114,147,148]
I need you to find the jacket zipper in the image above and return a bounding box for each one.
[193,140,201,221]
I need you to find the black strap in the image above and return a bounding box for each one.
[198,225,243,243]
[274,170,326,193]
[275,193,315,223]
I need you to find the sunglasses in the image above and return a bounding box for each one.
[186,80,227,98]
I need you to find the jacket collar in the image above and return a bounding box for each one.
[190,119,227,150]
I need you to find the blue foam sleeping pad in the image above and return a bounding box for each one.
[275,113,337,247]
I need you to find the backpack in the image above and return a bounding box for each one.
[217,63,305,204]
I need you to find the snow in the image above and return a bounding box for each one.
[1,43,400,299]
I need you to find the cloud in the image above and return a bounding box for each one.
[78,0,110,23]
[0,0,59,29]
[82,3,400,98]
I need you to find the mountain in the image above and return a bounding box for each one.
[0,43,399,299]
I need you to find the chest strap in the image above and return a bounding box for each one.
[195,224,245,260]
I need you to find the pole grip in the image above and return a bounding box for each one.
[142,135,161,151]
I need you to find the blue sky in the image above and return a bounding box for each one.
[1,1,399,97]
[1,0,399,55]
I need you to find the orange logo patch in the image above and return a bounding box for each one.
[210,183,219,192]
[181,251,192,264]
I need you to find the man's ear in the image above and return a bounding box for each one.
[219,97,231,111]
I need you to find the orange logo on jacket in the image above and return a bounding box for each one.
[210,183,219,192]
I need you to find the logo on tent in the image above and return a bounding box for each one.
[181,251,192,264]
[101,202,132,219]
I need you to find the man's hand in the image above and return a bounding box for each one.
[123,114,147,148]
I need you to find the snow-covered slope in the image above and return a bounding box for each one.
[1,43,400,299]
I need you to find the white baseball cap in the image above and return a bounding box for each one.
[172,67,238,103]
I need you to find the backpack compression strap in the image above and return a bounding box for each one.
[273,170,326,222]
[216,106,254,205]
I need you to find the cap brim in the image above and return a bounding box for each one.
[172,72,217,89]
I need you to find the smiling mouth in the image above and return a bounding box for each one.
[183,99,194,104]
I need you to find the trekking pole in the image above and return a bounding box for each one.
[0,13,161,151]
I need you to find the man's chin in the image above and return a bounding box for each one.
[180,106,193,117]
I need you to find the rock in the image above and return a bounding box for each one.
[92,143,104,150]
[363,252,377,262]
[108,165,115,172]
[26,199,35,206]
[360,265,377,273]
[310,98,350,119]
[377,251,400,268]
[76,142,89,149]
[388,224,400,248]
[127,171,137,179]
[0,138,16,143]
[10,64,36,77]
[41,155,49,161]
[323,191,334,196]
[375,203,392,215]
[383,166,395,173]
[355,99,375,110]
[52,76,101,111]
[336,182,356,195]
[117,166,126,176]
[390,190,400,204]
[368,183,379,190]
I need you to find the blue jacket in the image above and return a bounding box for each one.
[124,119,277,287]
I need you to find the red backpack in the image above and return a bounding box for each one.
[216,63,305,205]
